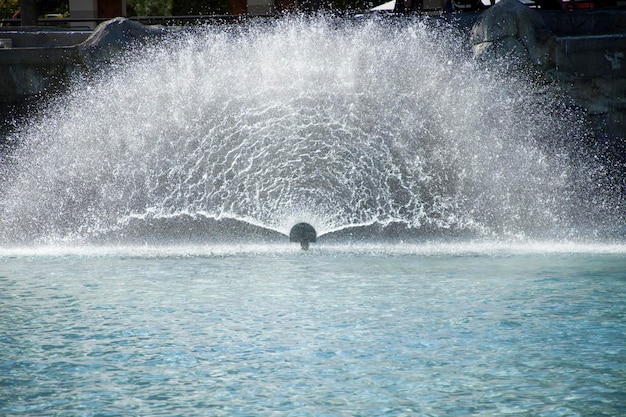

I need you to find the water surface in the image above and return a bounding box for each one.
[2,243,625,416]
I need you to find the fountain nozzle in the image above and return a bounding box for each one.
[289,223,317,250]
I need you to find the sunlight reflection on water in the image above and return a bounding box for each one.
[1,248,625,416]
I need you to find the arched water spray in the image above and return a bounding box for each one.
[0,16,620,245]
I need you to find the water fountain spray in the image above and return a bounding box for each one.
[0,16,621,246]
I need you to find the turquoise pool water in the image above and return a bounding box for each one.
[2,243,625,416]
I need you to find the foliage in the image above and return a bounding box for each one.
[38,0,68,15]
[171,0,227,15]
[301,0,375,13]
[0,0,20,18]
[0,0,69,18]
[168,0,371,15]
[127,0,173,16]
[0,0,377,21]
[127,0,238,17]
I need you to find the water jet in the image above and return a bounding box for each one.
[0,16,623,246]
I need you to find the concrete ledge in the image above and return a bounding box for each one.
[555,34,626,78]
[0,31,91,48]
[554,34,626,129]
[540,8,626,36]
[0,46,82,104]
[0,46,80,65]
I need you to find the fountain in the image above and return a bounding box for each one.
[0,16,623,247]
[2,17,626,416]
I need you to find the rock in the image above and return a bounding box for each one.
[470,0,556,70]
[78,17,168,67]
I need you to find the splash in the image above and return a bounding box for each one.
[0,16,621,245]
